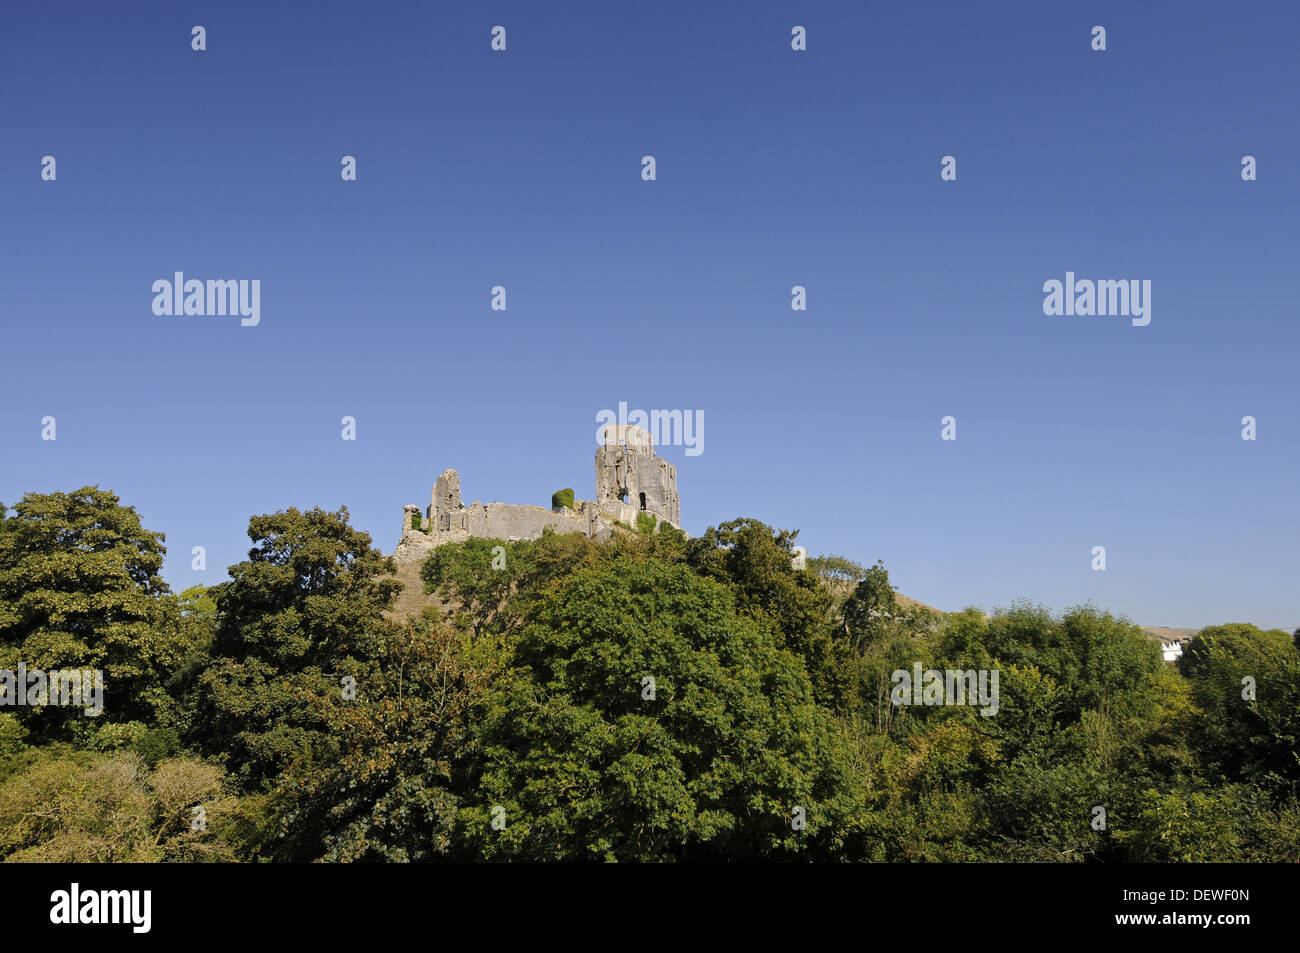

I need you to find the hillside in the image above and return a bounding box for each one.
[388,551,1204,649]
[1139,626,1200,640]
[388,557,945,625]
[386,558,448,622]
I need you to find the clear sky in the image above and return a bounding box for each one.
[2,1,1296,630]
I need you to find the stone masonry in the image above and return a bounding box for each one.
[392,425,680,564]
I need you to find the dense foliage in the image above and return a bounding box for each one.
[1,487,1296,862]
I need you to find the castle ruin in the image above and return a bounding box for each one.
[392,425,680,564]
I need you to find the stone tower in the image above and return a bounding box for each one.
[431,468,462,532]
[595,425,679,525]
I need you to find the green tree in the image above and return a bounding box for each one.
[459,559,865,861]
[273,617,495,861]
[806,554,866,585]
[0,751,235,862]
[841,560,899,651]
[0,487,186,738]
[686,518,853,709]
[1116,788,1244,862]
[422,537,521,640]
[973,602,1162,722]
[190,506,399,789]
[1180,623,1300,791]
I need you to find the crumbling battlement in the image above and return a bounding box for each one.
[392,425,680,564]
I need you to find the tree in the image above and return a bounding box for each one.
[686,518,852,709]
[806,554,866,585]
[0,751,235,862]
[190,506,400,789]
[1180,623,1300,791]
[971,602,1162,722]
[458,559,865,861]
[841,560,899,651]
[272,618,494,861]
[421,537,521,640]
[421,530,610,640]
[0,487,186,738]
[1116,788,1245,862]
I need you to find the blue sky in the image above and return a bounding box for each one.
[2,1,1296,630]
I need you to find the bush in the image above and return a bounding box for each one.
[551,488,575,510]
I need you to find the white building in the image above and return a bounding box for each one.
[1141,627,1197,663]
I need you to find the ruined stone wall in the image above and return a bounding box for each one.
[392,426,681,565]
